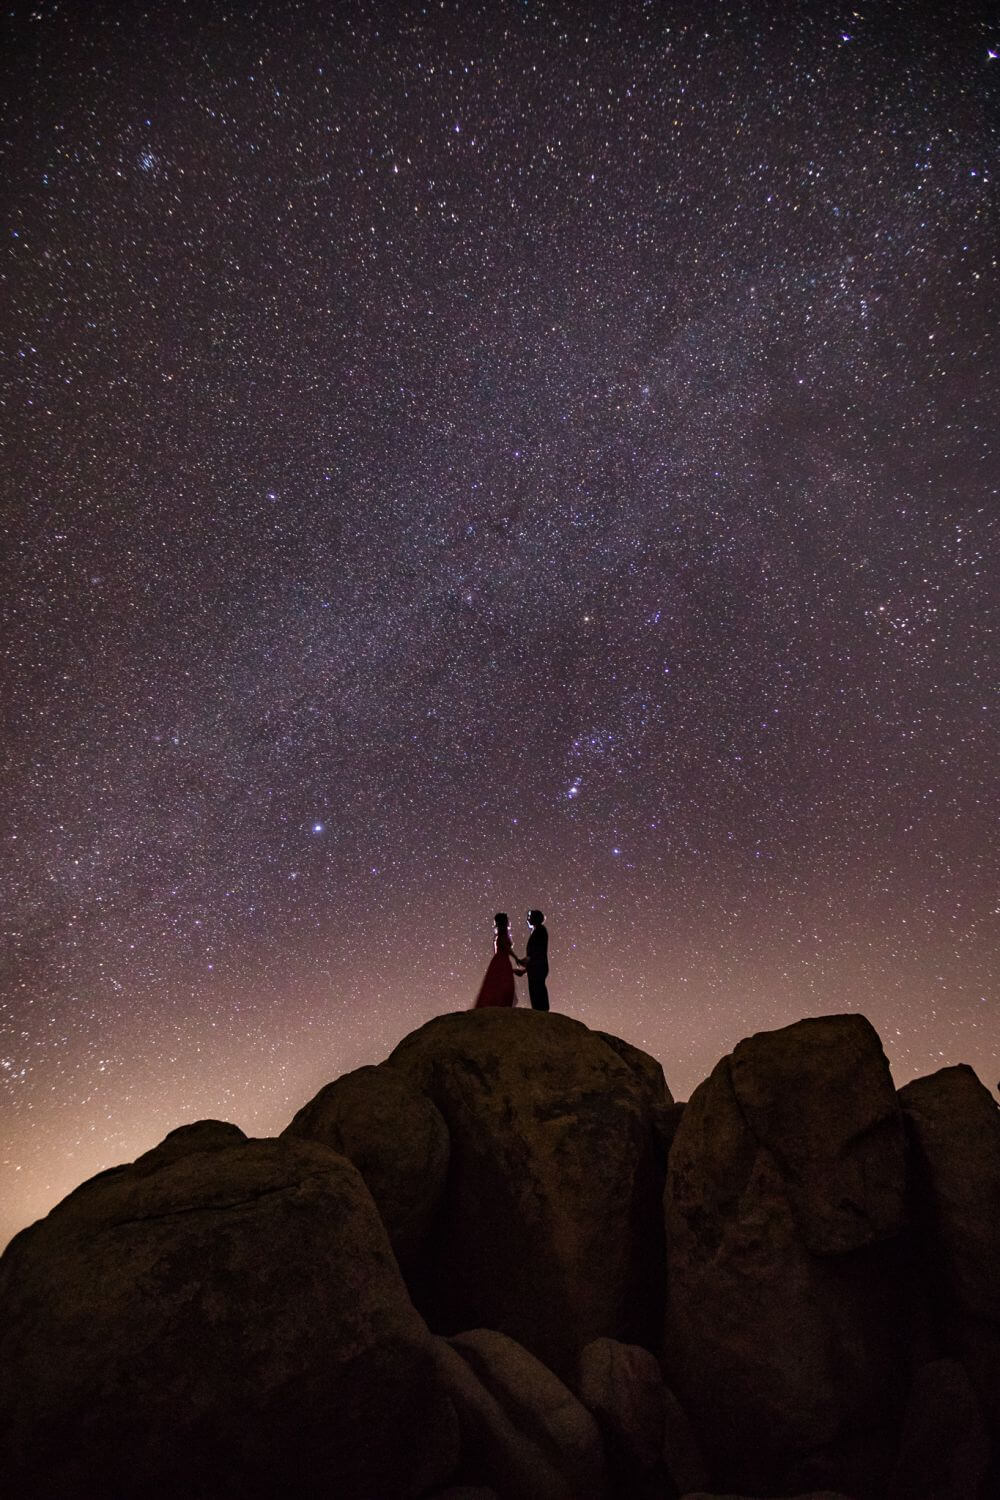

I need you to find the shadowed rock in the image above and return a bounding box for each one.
[425,1489,500,1500]
[577,1337,666,1478]
[728,1013,906,1254]
[131,1117,248,1173]
[887,1357,990,1500]
[387,1008,668,1378]
[283,1062,450,1265]
[664,1014,913,1498]
[661,1381,711,1498]
[681,1492,856,1499]
[434,1328,606,1500]
[595,1030,674,1103]
[899,1065,1000,1452]
[576,1335,708,1499]
[0,1134,458,1500]
[3,1008,994,1498]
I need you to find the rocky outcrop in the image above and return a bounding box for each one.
[0,1132,458,1500]
[899,1065,1000,1450]
[131,1116,248,1172]
[387,1008,668,1378]
[0,1008,995,1499]
[664,1014,915,1498]
[283,1062,449,1265]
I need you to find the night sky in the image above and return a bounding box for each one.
[2,1,998,1250]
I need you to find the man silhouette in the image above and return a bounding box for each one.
[522,909,549,1011]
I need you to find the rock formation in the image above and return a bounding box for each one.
[898,1064,1000,1445]
[0,1007,996,1499]
[385,1008,669,1379]
[663,1015,918,1496]
[283,1061,450,1266]
[0,1132,457,1499]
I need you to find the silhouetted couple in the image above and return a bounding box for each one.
[473,910,549,1011]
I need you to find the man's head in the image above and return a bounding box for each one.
[527,909,544,927]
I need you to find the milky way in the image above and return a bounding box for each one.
[2,1,998,1247]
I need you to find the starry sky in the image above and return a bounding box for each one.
[2,0,998,1249]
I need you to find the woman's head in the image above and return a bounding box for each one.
[493,912,509,931]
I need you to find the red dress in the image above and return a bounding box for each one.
[473,933,517,1008]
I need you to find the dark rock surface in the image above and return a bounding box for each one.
[131,1116,248,1173]
[576,1337,666,1497]
[1,1008,995,1499]
[0,1134,457,1500]
[728,1013,906,1255]
[594,1029,674,1103]
[661,1381,712,1498]
[887,1357,990,1500]
[425,1489,500,1500]
[664,1014,914,1498]
[576,1335,708,1499]
[387,1008,667,1378]
[680,1493,856,1499]
[899,1063,1000,1448]
[434,1327,606,1500]
[283,1061,449,1264]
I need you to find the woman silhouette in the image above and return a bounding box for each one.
[472,912,522,1008]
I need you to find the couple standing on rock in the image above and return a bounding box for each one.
[474,909,549,1012]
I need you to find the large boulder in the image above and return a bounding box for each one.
[728,1013,906,1254]
[0,1132,459,1499]
[899,1066,1000,1445]
[664,1014,913,1498]
[386,1009,668,1377]
[434,1328,606,1500]
[596,1031,681,1170]
[283,1063,450,1265]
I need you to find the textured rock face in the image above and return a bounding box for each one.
[899,1065,1000,1443]
[131,1116,248,1172]
[576,1336,708,1499]
[594,1030,673,1103]
[728,1014,906,1254]
[283,1062,450,1265]
[387,1009,667,1378]
[577,1337,666,1478]
[888,1358,990,1500]
[664,1014,913,1498]
[0,1134,458,1500]
[434,1328,606,1500]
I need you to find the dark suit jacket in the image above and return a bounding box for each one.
[525,925,548,977]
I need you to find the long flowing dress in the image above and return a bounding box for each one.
[473,931,517,1009]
